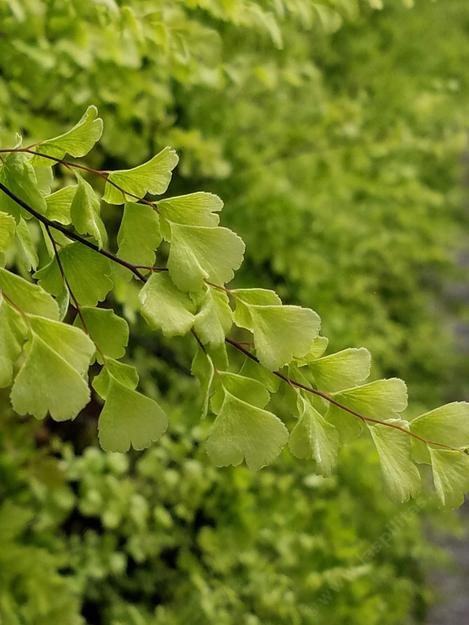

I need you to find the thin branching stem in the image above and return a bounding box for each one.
[0,147,156,207]
[0,181,146,281]
[225,338,458,452]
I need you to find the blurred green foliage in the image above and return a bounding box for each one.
[1,0,468,623]
[1,402,446,625]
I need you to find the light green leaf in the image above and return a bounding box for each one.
[411,402,469,450]
[0,152,47,218]
[74,307,129,364]
[34,255,64,298]
[193,287,232,346]
[0,212,16,266]
[206,391,288,471]
[103,147,179,204]
[289,394,339,475]
[191,349,215,419]
[93,358,139,399]
[368,421,421,502]
[231,288,282,328]
[327,378,408,442]
[29,315,95,375]
[34,165,53,195]
[233,298,321,370]
[0,294,27,387]
[116,202,161,278]
[139,272,195,336]
[0,266,59,319]
[70,174,106,248]
[429,448,469,508]
[167,222,245,292]
[98,376,168,452]
[34,106,103,162]
[11,333,91,421]
[210,371,270,414]
[295,335,329,364]
[238,357,281,393]
[59,243,113,306]
[45,185,77,224]
[308,347,371,392]
[15,217,39,270]
[232,288,282,306]
[159,192,222,238]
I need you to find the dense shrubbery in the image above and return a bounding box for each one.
[1,403,446,625]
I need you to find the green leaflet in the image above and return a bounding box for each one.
[308,347,371,392]
[70,174,106,248]
[59,242,113,305]
[167,222,245,292]
[210,371,270,414]
[206,390,288,470]
[36,243,113,306]
[159,192,222,238]
[410,402,469,450]
[10,319,94,421]
[74,307,129,364]
[0,266,59,319]
[289,394,339,476]
[233,290,321,370]
[428,448,469,508]
[60,238,114,305]
[193,287,232,347]
[116,202,161,279]
[294,335,329,364]
[97,368,168,453]
[0,295,27,388]
[0,152,47,219]
[33,106,103,163]
[327,378,408,442]
[103,147,179,204]
[15,218,39,271]
[230,288,282,333]
[138,272,195,336]
[29,315,95,375]
[34,165,53,195]
[191,349,215,419]
[0,212,16,266]
[34,255,64,298]
[45,185,77,224]
[92,358,139,399]
[368,421,421,503]
[232,287,282,307]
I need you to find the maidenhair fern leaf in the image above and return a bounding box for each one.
[138,272,196,336]
[33,105,103,162]
[206,390,288,470]
[97,375,168,453]
[167,222,245,292]
[103,147,179,204]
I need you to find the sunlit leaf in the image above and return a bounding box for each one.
[206,391,288,470]
[139,272,195,336]
[103,147,178,204]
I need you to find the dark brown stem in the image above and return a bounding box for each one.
[0,181,146,281]
[0,147,156,207]
[44,224,105,361]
